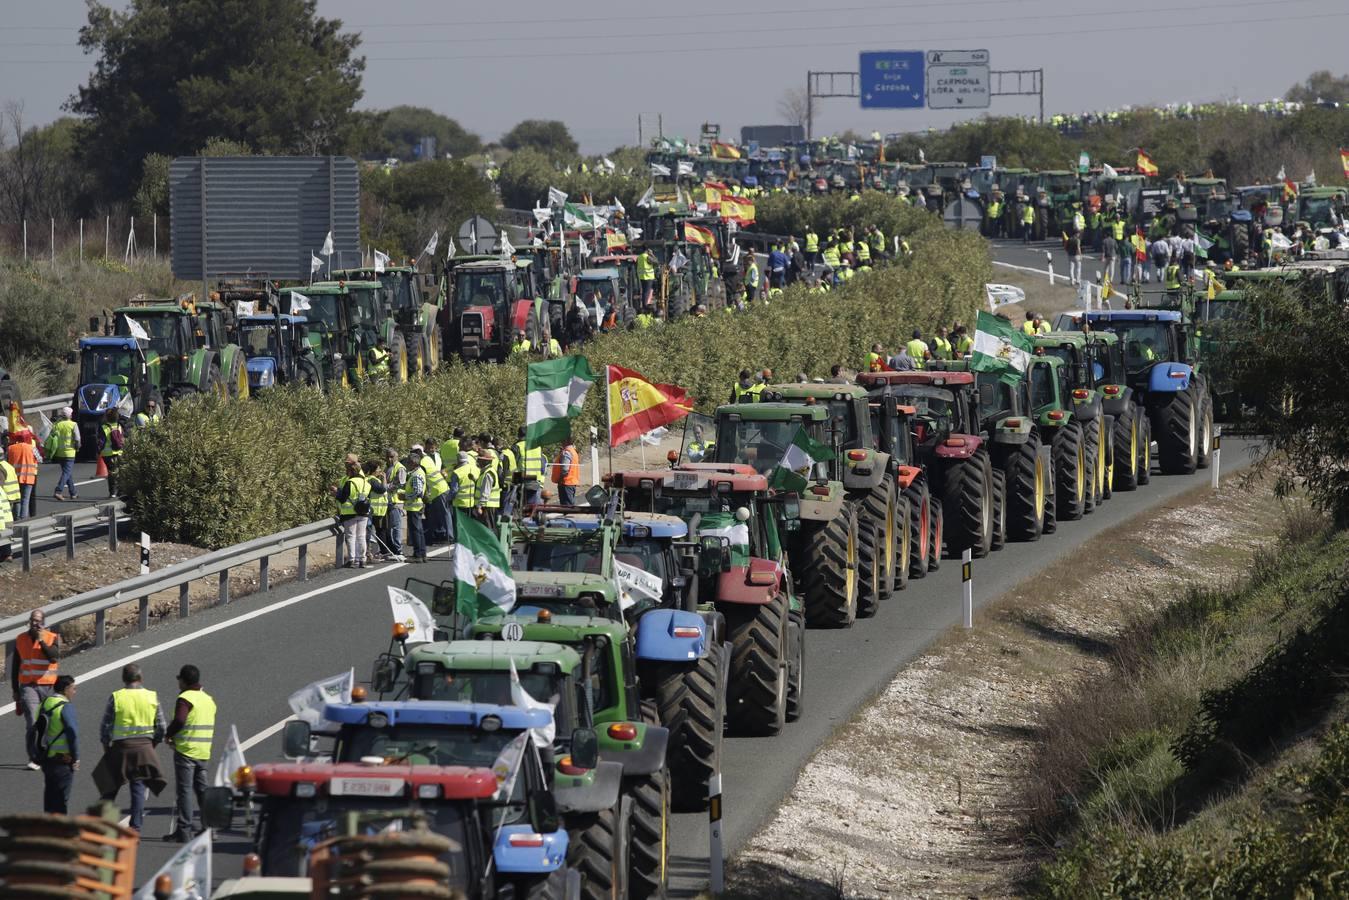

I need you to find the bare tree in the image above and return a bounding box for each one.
[0,102,73,224]
[777,88,810,128]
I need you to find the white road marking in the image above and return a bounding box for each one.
[240,717,291,753]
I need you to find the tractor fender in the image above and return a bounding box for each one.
[417,302,439,333]
[894,464,922,490]
[494,824,569,874]
[1147,361,1193,393]
[842,449,889,491]
[797,489,845,522]
[556,760,623,813]
[1072,396,1102,422]
[933,434,984,460]
[599,723,668,776]
[1101,387,1135,418]
[187,350,213,391]
[712,559,781,607]
[635,609,709,661]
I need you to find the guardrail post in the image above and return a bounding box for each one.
[95,610,106,647]
[19,526,32,573]
[104,503,119,551]
[298,544,309,582]
[138,596,149,632]
[335,534,344,569]
[61,516,75,560]
[259,555,270,593]
[179,583,190,619]
[218,571,230,606]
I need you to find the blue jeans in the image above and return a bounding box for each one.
[386,506,404,555]
[18,483,33,519]
[173,752,207,835]
[42,759,74,814]
[407,510,426,558]
[55,459,77,497]
[103,775,148,830]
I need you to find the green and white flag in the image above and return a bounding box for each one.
[970,310,1033,377]
[453,509,516,620]
[525,355,598,447]
[1195,230,1213,260]
[768,427,835,493]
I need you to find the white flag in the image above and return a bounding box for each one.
[500,230,516,257]
[548,186,568,207]
[728,242,742,266]
[213,723,248,787]
[601,157,615,172]
[422,230,439,258]
[446,238,456,259]
[533,205,552,226]
[669,248,688,272]
[288,291,312,312]
[1276,165,1286,181]
[234,301,256,317]
[918,147,926,163]
[579,234,591,258]
[490,731,530,800]
[374,250,390,273]
[677,160,694,177]
[613,196,625,215]
[626,225,643,241]
[123,315,150,342]
[509,659,557,748]
[321,231,334,256]
[310,252,323,273]
[637,185,655,208]
[1307,168,1316,186]
[388,585,436,644]
[614,558,663,612]
[650,163,671,177]
[1102,163,1118,178]
[1269,231,1293,251]
[134,831,211,900]
[984,283,1026,310]
[287,669,354,726]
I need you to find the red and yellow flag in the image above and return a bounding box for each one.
[1136,150,1159,177]
[721,196,756,225]
[1132,228,1147,261]
[702,181,727,210]
[607,365,693,447]
[1284,178,1299,201]
[683,222,719,257]
[711,142,741,160]
[605,230,628,251]
[1341,148,1349,180]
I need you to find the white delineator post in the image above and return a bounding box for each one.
[962,548,973,629]
[709,772,724,895]
[590,426,601,486]
[1211,425,1221,490]
[140,532,151,575]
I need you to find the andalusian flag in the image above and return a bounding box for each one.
[1195,230,1213,260]
[1340,148,1349,180]
[1136,150,1159,177]
[711,142,741,160]
[768,427,834,493]
[607,365,693,447]
[683,222,719,257]
[721,196,756,225]
[453,510,516,621]
[970,310,1033,377]
[525,356,598,446]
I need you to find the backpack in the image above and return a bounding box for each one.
[26,700,64,763]
[350,477,371,516]
[110,427,125,451]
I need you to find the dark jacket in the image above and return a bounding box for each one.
[93,738,167,797]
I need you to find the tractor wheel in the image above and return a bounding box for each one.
[797,503,859,629]
[726,592,789,735]
[1112,405,1140,491]
[860,473,898,603]
[1138,415,1153,486]
[653,642,724,809]
[1103,418,1115,500]
[942,449,994,559]
[230,355,249,400]
[1053,422,1086,521]
[1195,395,1214,470]
[927,499,943,570]
[901,479,931,579]
[297,359,322,389]
[389,333,409,384]
[627,732,669,900]
[1082,419,1101,515]
[856,520,881,619]
[1232,224,1250,265]
[1156,389,1198,475]
[785,611,805,723]
[568,803,627,900]
[205,363,225,399]
[515,869,577,900]
[990,469,1007,552]
[1005,434,1046,542]
[407,334,426,380]
[893,493,912,592]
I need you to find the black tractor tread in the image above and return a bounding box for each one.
[1138,416,1153,486]
[928,498,943,570]
[797,503,858,628]
[893,493,912,592]
[1005,435,1045,542]
[1113,405,1140,491]
[568,808,620,900]
[1083,421,1101,514]
[860,474,898,603]
[785,614,805,723]
[726,592,789,736]
[1053,422,1086,521]
[901,480,930,579]
[856,519,881,619]
[627,765,669,900]
[1196,395,1214,470]
[943,449,994,558]
[1156,389,1198,475]
[653,644,724,808]
[990,469,1007,552]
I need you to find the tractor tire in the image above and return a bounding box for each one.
[1232,224,1250,266]
[627,761,669,900]
[1102,417,1115,500]
[205,363,225,399]
[942,449,994,559]
[927,499,943,570]
[568,804,626,900]
[515,869,578,900]
[860,473,899,603]
[1053,422,1086,521]
[726,592,789,736]
[797,503,859,629]
[297,359,322,389]
[1083,419,1101,515]
[893,493,912,592]
[1005,434,1047,542]
[653,643,724,810]
[785,612,805,723]
[1138,415,1153,486]
[990,469,1007,552]
[407,333,426,379]
[227,355,249,400]
[1113,405,1140,491]
[1195,395,1214,470]
[856,520,881,619]
[1156,389,1198,475]
[388,333,409,383]
[901,479,932,579]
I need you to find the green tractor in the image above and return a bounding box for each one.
[334,264,445,376]
[1037,170,1083,240]
[1083,330,1151,490]
[235,314,324,390]
[1293,185,1347,231]
[1024,350,1091,526]
[1030,332,1115,510]
[279,280,408,387]
[102,295,249,401]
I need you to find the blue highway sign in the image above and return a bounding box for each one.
[859,51,926,109]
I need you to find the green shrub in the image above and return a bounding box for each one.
[120,227,989,547]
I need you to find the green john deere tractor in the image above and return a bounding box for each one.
[1031,332,1113,511]
[104,295,248,401]
[333,264,444,376]
[1025,351,1086,529]
[280,281,408,388]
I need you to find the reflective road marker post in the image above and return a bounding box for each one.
[140,532,150,575]
[709,772,724,894]
[1211,426,1221,490]
[962,548,973,629]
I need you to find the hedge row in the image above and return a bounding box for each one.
[120,223,989,548]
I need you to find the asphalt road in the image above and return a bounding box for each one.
[0,440,1256,889]
[3,462,115,567]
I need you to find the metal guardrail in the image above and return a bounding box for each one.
[0,517,343,651]
[23,393,70,416]
[9,501,125,572]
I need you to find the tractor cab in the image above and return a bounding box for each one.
[448,259,547,362]
[1083,310,1194,384]
[573,268,628,331]
[74,337,156,454]
[710,403,831,478]
[237,314,320,389]
[857,371,980,450]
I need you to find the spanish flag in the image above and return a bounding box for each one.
[703,181,727,210]
[711,142,741,160]
[607,365,694,447]
[721,196,756,226]
[683,222,719,257]
[1136,150,1159,177]
[1284,178,1299,201]
[605,231,628,251]
[1131,228,1147,261]
[1341,148,1349,180]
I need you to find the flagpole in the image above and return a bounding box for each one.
[605,365,614,476]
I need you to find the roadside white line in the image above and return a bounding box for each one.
[240,717,291,753]
[2,546,448,717]
[74,478,106,487]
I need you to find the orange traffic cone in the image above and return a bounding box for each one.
[95,455,108,478]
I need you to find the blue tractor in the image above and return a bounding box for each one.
[70,335,161,459]
[235,313,324,390]
[1083,310,1214,475]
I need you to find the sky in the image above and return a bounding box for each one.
[1,0,1346,154]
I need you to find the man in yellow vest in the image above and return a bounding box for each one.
[906,329,930,370]
[47,407,81,501]
[637,247,658,307]
[164,664,216,842]
[0,453,18,523]
[405,449,428,563]
[368,337,391,380]
[99,410,124,498]
[511,427,546,509]
[418,443,451,545]
[1021,201,1036,243]
[476,446,501,528]
[804,229,820,267]
[97,663,166,832]
[38,675,79,814]
[931,326,953,361]
[730,369,765,403]
[449,451,479,529]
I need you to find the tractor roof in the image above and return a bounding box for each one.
[857,371,975,388]
[324,700,551,732]
[1085,310,1185,323]
[333,266,416,278]
[80,336,142,351]
[252,762,498,801]
[1221,269,1302,282]
[608,467,770,493]
[238,314,307,326]
[475,612,629,642]
[537,511,687,539]
[455,259,531,272]
[405,639,581,673]
[1298,186,1347,198]
[116,301,188,315]
[1035,332,1089,348]
[322,279,384,290]
[1084,330,1119,345]
[715,402,830,421]
[578,269,619,280]
[765,383,868,401]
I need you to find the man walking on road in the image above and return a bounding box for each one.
[11,608,61,770]
[37,675,79,814]
[95,663,166,833]
[47,407,80,501]
[164,665,215,842]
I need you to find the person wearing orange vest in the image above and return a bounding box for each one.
[11,609,62,770]
[552,437,581,506]
[6,431,39,520]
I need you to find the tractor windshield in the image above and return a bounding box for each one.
[80,349,138,385]
[1029,362,1059,410]
[1298,197,1336,227]
[239,324,278,358]
[347,288,381,328]
[258,794,475,880]
[527,535,668,583]
[1094,322,1176,372]
[1196,300,1245,323]
[455,272,508,314]
[417,668,562,709]
[340,723,524,772]
[825,400,858,444]
[714,418,822,476]
[119,314,180,357]
[303,295,341,333]
[380,274,415,311]
[577,279,616,309]
[975,374,1019,424]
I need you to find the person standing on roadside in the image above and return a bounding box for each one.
[333,454,372,569]
[46,407,80,501]
[163,665,215,842]
[11,609,61,770]
[0,439,18,522]
[7,430,38,519]
[384,448,407,559]
[405,449,428,563]
[98,410,124,497]
[95,664,166,833]
[552,436,580,507]
[36,675,79,813]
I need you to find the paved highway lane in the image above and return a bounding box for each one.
[0,442,1256,888]
[24,461,109,520]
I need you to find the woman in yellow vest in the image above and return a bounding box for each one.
[334,454,372,569]
[165,664,216,842]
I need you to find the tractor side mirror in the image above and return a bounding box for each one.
[570,728,599,770]
[282,719,312,759]
[89,316,101,334]
[65,351,77,365]
[200,786,234,831]
[371,655,401,694]
[782,497,801,532]
[528,791,561,835]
